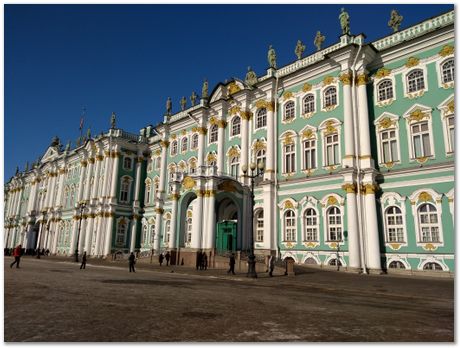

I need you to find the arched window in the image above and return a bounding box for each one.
[284,101,295,121]
[181,137,188,153]
[186,217,193,243]
[327,206,342,241]
[389,261,405,269]
[324,87,337,107]
[209,125,218,143]
[283,143,296,174]
[155,157,161,170]
[145,180,152,204]
[231,116,241,136]
[230,156,240,178]
[119,177,131,203]
[164,220,171,244]
[150,224,156,244]
[171,140,178,156]
[407,69,425,93]
[303,94,315,114]
[418,203,440,243]
[284,210,296,242]
[304,208,318,241]
[255,210,264,242]
[423,262,443,271]
[153,178,159,199]
[256,108,267,129]
[385,206,404,242]
[116,220,127,246]
[123,157,132,170]
[377,80,394,101]
[191,134,199,149]
[441,59,454,84]
[255,149,266,167]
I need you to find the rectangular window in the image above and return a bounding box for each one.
[325,134,339,166]
[412,122,431,158]
[381,130,398,163]
[284,144,295,173]
[303,140,316,169]
[448,116,454,152]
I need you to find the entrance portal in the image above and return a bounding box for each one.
[216,221,237,255]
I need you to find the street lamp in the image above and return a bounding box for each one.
[75,201,87,262]
[241,161,265,278]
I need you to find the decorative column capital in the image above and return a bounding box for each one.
[361,183,378,195]
[160,140,170,148]
[171,193,181,201]
[154,207,165,215]
[356,73,368,86]
[341,183,357,194]
[241,111,253,120]
[217,120,227,128]
[339,72,353,85]
[197,127,208,135]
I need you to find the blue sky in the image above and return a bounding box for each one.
[4,4,453,181]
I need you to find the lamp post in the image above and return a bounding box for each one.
[241,161,265,278]
[75,201,86,262]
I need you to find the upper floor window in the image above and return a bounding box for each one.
[191,134,199,150]
[407,69,425,93]
[231,116,241,136]
[411,122,431,158]
[145,180,151,204]
[441,59,454,84]
[283,143,296,174]
[209,125,218,143]
[446,115,454,153]
[255,149,266,168]
[230,156,240,178]
[284,210,296,242]
[120,177,131,203]
[324,87,337,108]
[303,94,315,114]
[327,206,342,241]
[377,80,394,101]
[418,203,440,243]
[304,208,318,241]
[381,129,399,163]
[302,138,316,170]
[164,220,171,244]
[154,157,161,170]
[123,157,132,170]
[116,220,127,246]
[186,217,193,243]
[325,133,339,166]
[181,137,188,153]
[256,108,267,129]
[171,140,178,156]
[255,210,264,242]
[385,206,404,242]
[284,101,295,121]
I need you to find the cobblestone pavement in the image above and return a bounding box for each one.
[4,256,454,342]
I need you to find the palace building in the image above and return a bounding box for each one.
[4,9,454,274]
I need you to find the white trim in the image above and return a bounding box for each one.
[380,175,453,189]
[402,104,435,162]
[374,76,397,108]
[436,56,455,89]
[380,192,408,247]
[402,64,429,99]
[281,99,296,124]
[320,83,340,112]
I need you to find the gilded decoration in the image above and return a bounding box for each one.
[170,134,177,140]
[323,121,337,135]
[209,116,217,125]
[282,134,294,145]
[383,161,395,169]
[328,242,338,249]
[375,68,392,79]
[217,120,227,128]
[80,160,88,167]
[154,207,164,215]
[187,210,193,218]
[405,57,420,68]
[389,243,401,251]
[362,183,377,195]
[154,150,161,156]
[197,127,207,135]
[207,153,217,163]
[255,99,275,111]
[182,176,196,190]
[227,147,240,158]
[179,162,186,170]
[302,83,312,92]
[171,193,180,201]
[379,117,396,129]
[339,72,352,85]
[160,140,170,148]
[283,200,294,209]
[356,73,368,86]
[341,183,356,194]
[302,129,314,139]
[418,191,433,203]
[327,196,338,206]
[408,109,428,122]
[423,243,437,251]
[415,156,428,163]
[323,76,335,86]
[283,91,294,101]
[228,82,241,95]
[284,242,294,249]
[181,129,187,136]
[218,180,236,193]
[192,127,198,133]
[439,45,454,57]
[240,111,253,120]
[304,242,319,248]
[447,100,454,114]
[229,105,241,115]
[253,140,266,152]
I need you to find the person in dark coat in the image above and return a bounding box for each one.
[227,253,236,275]
[80,251,87,269]
[165,251,171,266]
[202,253,208,271]
[159,253,164,266]
[196,251,202,270]
[10,244,22,268]
[129,252,136,273]
[268,255,275,277]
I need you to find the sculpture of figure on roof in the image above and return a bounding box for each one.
[268,45,277,69]
[87,128,91,139]
[388,9,403,32]
[166,97,172,115]
[245,66,258,87]
[339,8,350,35]
[314,31,325,51]
[180,96,187,111]
[202,79,208,99]
[190,91,197,106]
[111,112,116,129]
[295,40,306,60]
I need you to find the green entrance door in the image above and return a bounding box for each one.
[216,221,237,255]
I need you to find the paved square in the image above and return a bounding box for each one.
[4,256,454,342]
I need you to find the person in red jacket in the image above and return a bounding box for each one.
[10,244,22,268]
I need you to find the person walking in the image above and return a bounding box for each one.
[80,251,87,270]
[196,251,202,271]
[268,254,275,277]
[129,252,136,273]
[10,244,22,269]
[165,251,171,266]
[227,253,236,275]
[159,253,164,266]
[202,252,208,271]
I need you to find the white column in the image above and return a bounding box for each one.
[101,151,112,198]
[52,221,60,254]
[356,72,373,169]
[343,184,361,270]
[169,194,179,249]
[48,174,58,208]
[103,215,114,256]
[83,159,95,201]
[262,184,275,250]
[91,156,103,199]
[240,111,250,182]
[204,190,216,249]
[197,128,206,168]
[129,217,138,253]
[265,101,275,180]
[94,215,103,256]
[84,215,95,253]
[56,169,65,207]
[77,160,87,202]
[341,72,355,167]
[191,190,204,249]
[153,210,163,253]
[363,184,381,272]
[109,153,120,200]
[217,121,226,175]
[133,156,143,205]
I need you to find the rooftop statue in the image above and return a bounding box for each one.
[245,66,258,87]
[15,166,19,175]
[87,128,91,139]
[190,91,197,106]
[339,8,350,35]
[111,112,116,129]
[388,9,403,32]
[202,79,208,99]
[295,40,306,60]
[314,31,325,51]
[180,96,187,111]
[25,161,29,171]
[166,97,172,115]
[50,135,60,147]
[65,141,71,152]
[268,45,277,69]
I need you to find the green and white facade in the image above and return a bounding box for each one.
[4,10,455,274]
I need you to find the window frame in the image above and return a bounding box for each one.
[303,208,319,242]
[302,93,315,115]
[231,116,241,137]
[283,101,296,122]
[326,206,342,242]
[209,125,218,144]
[255,108,267,129]
[283,210,297,242]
